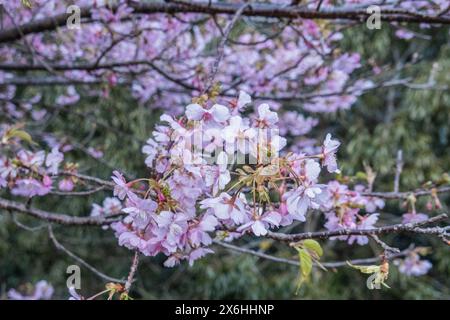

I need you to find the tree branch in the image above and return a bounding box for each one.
[205,3,250,92]
[0,197,121,226]
[362,186,450,199]
[266,213,448,242]
[0,1,448,43]
[48,225,126,284]
[124,251,140,294]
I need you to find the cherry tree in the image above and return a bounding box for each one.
[0,0,449,300]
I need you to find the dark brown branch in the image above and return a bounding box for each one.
[0,196,120,226]
[0,76,130,86]
[362,186,450,199]
[266,213,448,242]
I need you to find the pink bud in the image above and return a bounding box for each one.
[42,175,52,188]
[279,202,288,215]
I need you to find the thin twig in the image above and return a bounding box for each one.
[370,235,400,254]
[0,196,122,226]
[266,213,448,242]
[124,251,140,293]
[362,185,450,200]
[394,150,403,193]
[204,3,251,92]
[48,225,126,284]
[50,186,106,196]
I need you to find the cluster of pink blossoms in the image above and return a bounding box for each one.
[323,181,385,245]
[7,280,54,300]
[0,139,64,197]
[101,91,388,267]
[0,0,377,117]
[395,252,433,277]
[0,124,93,197]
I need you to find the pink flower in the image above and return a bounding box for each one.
[364,196,385,213]
[325,210,379,246]
[185,103,230,124]
[230,90,251,115]
[163,254,184,268]
[203,152,230,195]
[254,103,278,128]
[17,150,45,168]
[119,232,147,251]
[279,112,318,136]
[350,213,379,245]
[87,147,103,159]
[321,133,340,173]
[58,178,74,192]
[154,211,190,253]
[123,193,157,227]
[397,253,432,276]
[56,86,79,106]
[0,157,18,180]
[45,147,63,175]
[395,29,415,40]
[188,214,218,247]
[111,170,131,200]
[11,178,52,197]
[402,212,429,224]
[223,116,256,155]
[188,247,214,266]
[200,193,248,224]
[8,280,54,300]
[68,287,83,300]
[0,176,6,188]
[237,210,281,236]
[284,181,324,222]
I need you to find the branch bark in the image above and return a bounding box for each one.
[0,196,121,226]
[266,213,448,242]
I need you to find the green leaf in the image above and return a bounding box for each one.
[294,248,313,294]
[346,261,380,274]
[6,129,36,145]
[347,261,390,289]
[297,248,312,278]
[303,239,323,257]
[21,0,32,8]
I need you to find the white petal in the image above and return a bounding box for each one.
[237,91,251,109]
[258,103,271,117]
[305,159,321,181]
[186,104,205,121]
[211,104,230,122]
[217,151,228,166]
[213,203,230,220]
[251,221,267,236]
[218,171,231,190]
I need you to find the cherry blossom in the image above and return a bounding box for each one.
[321,133,340,173]
[8,280,54,300]
[396,253,432,276]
